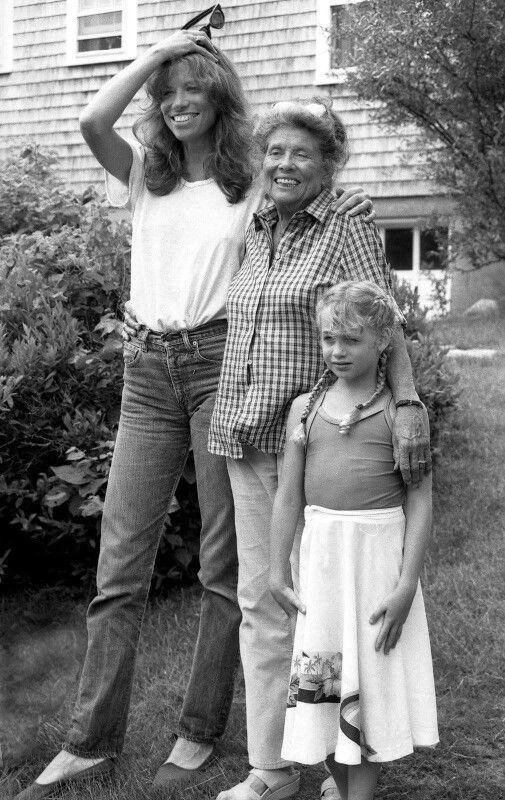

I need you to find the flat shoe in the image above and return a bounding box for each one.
[217,768,300,800]
[152,754,214,789]
[320,776,341,799]
[13,758,115,799]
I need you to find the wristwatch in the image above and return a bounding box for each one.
[395,399,424,409]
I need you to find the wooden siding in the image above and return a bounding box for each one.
[0,0,436,202]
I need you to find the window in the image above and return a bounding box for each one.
[316,0,366,84]
[77,1,123,54]
[66,0,137,66]
[381,224,448,273]
[0,0,13,74]
[329,3,367,70]
[379,222,449,310]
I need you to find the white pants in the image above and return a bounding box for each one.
[227,446,302,769]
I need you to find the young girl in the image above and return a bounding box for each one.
[269,281,438,800]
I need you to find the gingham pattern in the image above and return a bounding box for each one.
[208,189,398,458]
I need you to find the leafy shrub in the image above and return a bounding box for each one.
[391,272,430,338]
[392,273,460,445]
[427,272,451,319]
[407,334,460,443]
[0,146,87,238]
[0,146,200,592]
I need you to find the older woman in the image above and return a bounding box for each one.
[209,101,430,800]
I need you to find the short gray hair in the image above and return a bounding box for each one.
[255,98,349,184]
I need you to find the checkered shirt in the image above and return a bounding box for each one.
[208,189,398,458]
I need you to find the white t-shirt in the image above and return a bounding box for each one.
[106,142,263,332]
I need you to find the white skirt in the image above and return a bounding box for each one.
[281,505,439,765]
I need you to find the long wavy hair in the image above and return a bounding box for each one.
[133,49,254,204]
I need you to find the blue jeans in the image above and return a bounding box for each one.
[64,320,241,758]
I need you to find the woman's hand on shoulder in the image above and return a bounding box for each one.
[369,580,417,655]
[149,30,219,65]
[333,185,375,222]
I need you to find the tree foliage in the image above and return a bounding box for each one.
[345,0,505,268]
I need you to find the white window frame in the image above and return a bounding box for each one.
[66,0,137,67]
[0,0,14,74]
[315,0,364,86]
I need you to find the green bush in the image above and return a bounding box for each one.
[392,273,460,444]
[0,146,200,593]
[391,272,430,338]
[0,146,87,237]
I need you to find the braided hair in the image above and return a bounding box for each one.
[291,281,397,445]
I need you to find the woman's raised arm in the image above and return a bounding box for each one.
[79,31,218,185]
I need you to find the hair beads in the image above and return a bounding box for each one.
[291,368,337,444]
[337,348,388,434]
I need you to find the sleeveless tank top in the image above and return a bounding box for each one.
[304,390,406,510]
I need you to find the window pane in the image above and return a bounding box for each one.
[420,227,448,270]
[330,3,369,69]
[79,0,122,11]
[78,35,122,52]
[385,228,413,271]
[78,11,121,36]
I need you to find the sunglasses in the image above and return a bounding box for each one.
[181,4,225,39]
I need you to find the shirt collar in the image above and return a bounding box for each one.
[253,188,335,231]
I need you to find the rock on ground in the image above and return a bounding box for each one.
[463,298,500,318]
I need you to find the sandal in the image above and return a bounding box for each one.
[320,776,341,799]
[216,768,300,800]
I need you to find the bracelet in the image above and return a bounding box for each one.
[395,399,424,409]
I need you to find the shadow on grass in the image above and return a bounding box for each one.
[0,588,249,799]
[0,589,86,770]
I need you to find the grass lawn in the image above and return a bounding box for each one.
[1,315,505,800]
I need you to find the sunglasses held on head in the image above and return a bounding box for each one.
[272,101,328,118]
[181,4,225,39]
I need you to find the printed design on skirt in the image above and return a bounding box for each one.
[287,651,342,707]
[340,691,377,758]
[287,652,377,758]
